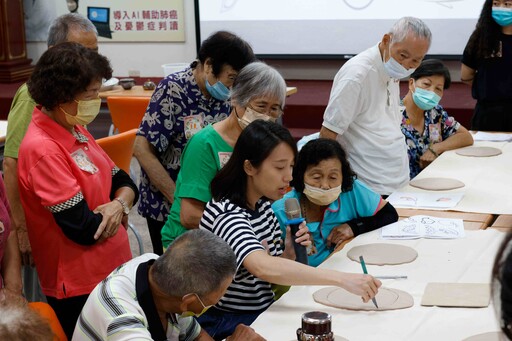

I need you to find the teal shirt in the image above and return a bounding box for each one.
[272,180,381,267]
[161,125,233,247]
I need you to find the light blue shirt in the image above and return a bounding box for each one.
[272,179,381,267]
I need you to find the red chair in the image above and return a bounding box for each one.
[106,96,150,134]
[96,129,144,255]
[96,129,137,174]
[28,302,67,341]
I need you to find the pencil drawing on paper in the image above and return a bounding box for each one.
[381,215,465,239]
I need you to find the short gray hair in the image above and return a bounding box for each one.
[47,13,97,47]
[389,17,432,46]
[152,229,236,297]
[230,62,287,109]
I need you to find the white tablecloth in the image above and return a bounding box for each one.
[390,141,512,215]
[251,229,505,341]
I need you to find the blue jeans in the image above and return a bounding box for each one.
[197,306,268,341]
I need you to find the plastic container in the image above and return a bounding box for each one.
[162,63,190,77]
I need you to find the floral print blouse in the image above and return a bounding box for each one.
[136,67,230,221]
[400,103,460,179]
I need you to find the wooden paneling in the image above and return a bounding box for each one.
[0,0,33,82]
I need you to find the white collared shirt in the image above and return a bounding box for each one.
[322,44,409,195]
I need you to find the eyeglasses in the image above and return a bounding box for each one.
[248,103,283,120]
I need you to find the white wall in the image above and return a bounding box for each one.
[24,0,463,81]
[26,0,198,78]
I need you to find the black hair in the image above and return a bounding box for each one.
[492,232,512,339]
[192,31,256,76]
[466,0,503,60]
[210,120,297,209]
[27,42,111,110]
[410,59,451,89]
[291,138,356,193]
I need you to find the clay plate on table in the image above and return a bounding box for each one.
[347,243,418,265]
[409,177,465,191]
[313,287,413,311]
[456,146,502,157]
[290,337,348,341]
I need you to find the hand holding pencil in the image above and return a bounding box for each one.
[360,255,379,308]
[336,260,381,303]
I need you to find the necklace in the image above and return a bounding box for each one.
[300,195,308,222]
[300,195,325,223]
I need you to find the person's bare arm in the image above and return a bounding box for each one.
[460,63,475,86]
[420,127,474,169]
[180,198,206,229]
[3,157,32,266]
[243,250,381,303]
[1,225,23,295]
[133,136,175,203]
[319,126,338,140]
[431,127,473,155]
[226,324,266,341]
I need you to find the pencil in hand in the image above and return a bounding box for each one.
[359,255,379,309]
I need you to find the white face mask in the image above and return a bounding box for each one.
[383,44,415,79]
[237,106,276,130]
[60,98,101,126]
[303,183,341,206]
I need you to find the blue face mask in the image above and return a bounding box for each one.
[412,84,441,111]
[383,44,415,79]
[492,7,512,27]
[205,79,230,101]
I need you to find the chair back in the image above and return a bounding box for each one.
[96,129,137,173]
[106,96,150,133]
[28,302,67,341]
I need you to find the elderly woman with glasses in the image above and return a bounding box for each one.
[161,61,286,248]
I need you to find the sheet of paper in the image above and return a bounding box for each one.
[473,131,512,142]
[381,215,465,240]
[387,192,464,209]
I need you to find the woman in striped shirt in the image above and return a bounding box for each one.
[199,120,381,340]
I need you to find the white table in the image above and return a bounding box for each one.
[390,141,512,215]
[251,229,505,341]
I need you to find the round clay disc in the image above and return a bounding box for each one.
[347,243,418,265]
[462,332,506,341]
[456,146,502,157]
[409,177,465,191]
[313,286,414,311]
[291,337,348,341]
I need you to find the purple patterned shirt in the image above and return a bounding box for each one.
[136,67,230,221]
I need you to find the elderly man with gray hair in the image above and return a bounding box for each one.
[73,229,265,341]
[3,13,98,303]
[320,17,431,196]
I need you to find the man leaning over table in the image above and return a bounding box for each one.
[320,17,431,196]
[3,13,98,301]
[73,229,265,341]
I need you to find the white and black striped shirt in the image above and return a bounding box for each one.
[200,198,284,312]
[73,254,201,341]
